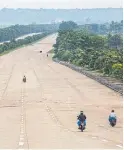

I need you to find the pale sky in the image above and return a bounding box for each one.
[0,0,123,9]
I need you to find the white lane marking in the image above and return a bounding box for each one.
[21,129,24,134]
[19,142,24,146]
[92,137,97,139]
[99,124,104,127]
[19,92,25,147]
[102,139,108,142]
[116,145,123,148]
[20,137,24,141]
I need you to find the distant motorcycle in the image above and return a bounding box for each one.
[23,76,26,83]
[77,116,86,132]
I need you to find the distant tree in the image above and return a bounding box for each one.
[91,24,99,33]
[108,34,123,49]
[54,27,123,80]
[0,24,58,42]
[59,21,78,31]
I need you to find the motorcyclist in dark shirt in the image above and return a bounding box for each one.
[77,111,86,129]
[78,111,86,122]
[23,75,26,82]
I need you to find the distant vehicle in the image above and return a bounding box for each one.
[77,114,86,132]
[108,110,117,127]
[23,76,26,83]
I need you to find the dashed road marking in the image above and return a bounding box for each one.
[19,90,25,148]
[102,139,108,142]
[20,137,24,141]
[19,142,24,146]
[21,130,24,134]
[99,124,104,127]
[116,145,123,148]
[92,137,97,139]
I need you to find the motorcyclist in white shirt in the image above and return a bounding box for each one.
[108,110,117,124]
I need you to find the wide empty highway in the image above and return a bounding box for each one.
[0,34,123,149]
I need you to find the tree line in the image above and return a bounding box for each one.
[53,21,123,80]
[0,32,53,54]
[80,20,123,35]
[0,24,59,42]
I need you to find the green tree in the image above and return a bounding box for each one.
[59,21,78,32]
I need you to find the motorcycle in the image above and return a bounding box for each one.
[109,118,116,127]
[77,117,86,132]
[23,77,26,83]
[80,122,85,132]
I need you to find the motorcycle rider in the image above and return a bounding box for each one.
[23,75,26,82]
[77,111,86,129]
[108,110,117,123]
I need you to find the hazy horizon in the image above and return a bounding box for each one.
[0,0,123,9]
[0,7,123,10]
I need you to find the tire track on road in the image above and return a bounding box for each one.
[0,64,16,101]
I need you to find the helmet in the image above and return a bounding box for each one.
[80,111,83,115]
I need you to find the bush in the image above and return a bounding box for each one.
[112,63,123,79]
[61,51,71,61]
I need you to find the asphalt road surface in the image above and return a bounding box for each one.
[0,34,123,149]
